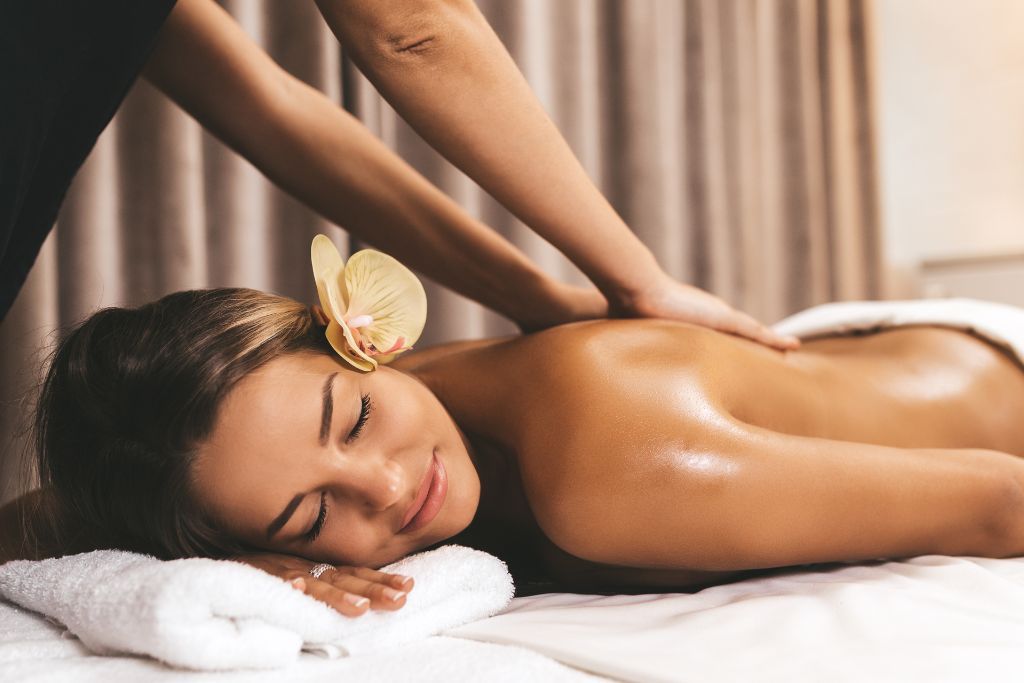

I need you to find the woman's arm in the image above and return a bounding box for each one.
[143,0,603,332]
[548,421,1024,572]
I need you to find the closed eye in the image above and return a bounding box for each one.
[346,393,373,442]
[303,491,328,543]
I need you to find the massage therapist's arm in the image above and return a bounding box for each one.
[547,423,1024,571]
[145,0,793,347]
[315,0,794,350]
[143,0,601,332]
[313,0,796,350]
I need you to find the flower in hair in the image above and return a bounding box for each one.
[310,234,427,372]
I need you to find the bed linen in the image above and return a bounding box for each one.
[451,555,1024,682]
[0,599,607,683]
[773,297,1024,363]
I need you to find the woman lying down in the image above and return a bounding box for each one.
[4,236,1024,620]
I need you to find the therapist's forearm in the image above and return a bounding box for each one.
[314,0,664,302]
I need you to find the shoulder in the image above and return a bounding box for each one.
[515,318,722,383]
[510,323,742,559]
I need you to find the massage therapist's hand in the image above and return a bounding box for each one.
[612,271,801,351]
[233,553,413,618]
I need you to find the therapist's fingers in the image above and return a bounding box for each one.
[719,309,801,351]
[618,275,800,351]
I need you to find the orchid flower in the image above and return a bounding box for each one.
[310,234,427,372]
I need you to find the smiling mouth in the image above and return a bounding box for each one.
[399,449,447,534]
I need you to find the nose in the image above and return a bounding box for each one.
[331,456,405,511]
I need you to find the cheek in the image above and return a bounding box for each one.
[377,377,441,440]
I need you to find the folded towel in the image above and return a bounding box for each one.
[0,544,513,671]
[773,297,1024,364]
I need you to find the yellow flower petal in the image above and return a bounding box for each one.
[310,236,427,371]
[310,235,349,323]
[342,250,427,358]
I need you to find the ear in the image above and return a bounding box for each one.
[308,304,329,327]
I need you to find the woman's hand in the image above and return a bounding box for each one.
[611,272,800,351]
[233,553,414,618]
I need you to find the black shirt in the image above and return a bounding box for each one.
[0,0,177,321]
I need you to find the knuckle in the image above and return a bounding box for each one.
[354,567,382,581]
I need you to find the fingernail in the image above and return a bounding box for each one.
[393,575,414,588]
[290,577,306,591]
[384,588,406,602]
[344,594,370,608]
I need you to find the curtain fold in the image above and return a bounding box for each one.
[0,0,882,500]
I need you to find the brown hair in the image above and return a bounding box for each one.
[34,288,333,559]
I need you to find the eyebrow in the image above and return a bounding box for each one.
[265,493,304,540]
[319,372,338,446]
[264,372,338,541]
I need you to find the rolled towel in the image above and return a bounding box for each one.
[0,544,513,671]
[774,297,1024,364]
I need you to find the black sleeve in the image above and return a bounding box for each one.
[0,0,178,321]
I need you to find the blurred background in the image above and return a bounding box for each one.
[2,0,1023,501]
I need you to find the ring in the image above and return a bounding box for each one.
[308,563,334,580]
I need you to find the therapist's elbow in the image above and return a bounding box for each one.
[349,0,482,63]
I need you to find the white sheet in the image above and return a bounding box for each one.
[450,556,1024,682]
[0,599,607,683]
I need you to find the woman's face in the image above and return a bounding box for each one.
[193,351,480,568]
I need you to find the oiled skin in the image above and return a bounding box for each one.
[402,320,1024,591]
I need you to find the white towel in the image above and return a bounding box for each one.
[773,297,1024,363]
[0,544,513,671]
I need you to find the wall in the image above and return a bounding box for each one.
[875,0,1024,293]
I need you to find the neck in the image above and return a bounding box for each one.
[403,339,542,526]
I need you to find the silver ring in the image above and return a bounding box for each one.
[308,563,334,580]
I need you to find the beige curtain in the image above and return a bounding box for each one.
[0,0,881,501]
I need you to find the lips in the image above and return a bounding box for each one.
[399,450,447,534]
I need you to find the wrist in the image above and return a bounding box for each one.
[599,256,671,316]
[513,277,608,332]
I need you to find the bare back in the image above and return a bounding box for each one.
[407,320,1024,590]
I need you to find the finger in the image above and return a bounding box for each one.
[749,323,801,350]
[333,566,415,591]
[325,573,409,611]
[303,580,372,617]
[718,311,797,351]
